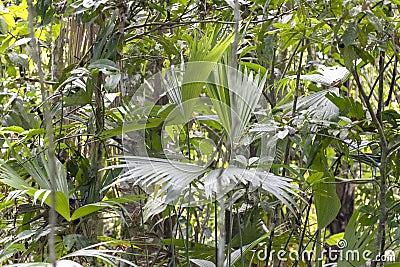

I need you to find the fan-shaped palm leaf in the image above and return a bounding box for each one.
[279,88,340,121]
[207,65,267,141]
[291,64,350,87]
[105,156,299,217]
[203,166,299,213]
[229,67,267,139]
[107,63,299,219]
[3,242,138,267]
[103,156,208,203]
[0,156,71,221]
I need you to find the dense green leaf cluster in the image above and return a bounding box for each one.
[0,0,399,266]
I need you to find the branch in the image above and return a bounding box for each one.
[125,19,234,31]
[367,55,394,102]
[352,67,387,148]
[385,35,398,106]
[125,19,234,42]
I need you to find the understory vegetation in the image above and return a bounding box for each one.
[0,0,399,266]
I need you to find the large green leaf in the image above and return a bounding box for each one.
[70,195,144,220]
[99,117,165,139]
[311,152,341,229]
[326,93,366,120]
[337,210,375,267]
[63,89,92,106]
[342,22,358,47]
[180,29,233,110]
[162,239,215,260]
[88,59,119,72]
[104,73,121,91]
[42,191,71,221]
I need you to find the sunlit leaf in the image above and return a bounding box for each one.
[0,16,8,34]
[9,37,31,48]
[190,259,216,267]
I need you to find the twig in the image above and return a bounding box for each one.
[367,55,393,102]
[125,19,234,31]
[324,178,375,184]
[231,0,240,68]
[292,196,312,267]
[385,36,398,106]
[125,19,234,43]
[352,67,386,148]
[15,76,58,85]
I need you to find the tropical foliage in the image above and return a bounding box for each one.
[0,0,399,266]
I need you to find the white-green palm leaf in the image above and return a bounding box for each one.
[280,88,340,121]
[203,166,299,213]
[207,66,267,141]
[293,64,350,87]
[104,156,208,203]
[162,63,184,105]
[106,157,299,214]
[229,67,267,140]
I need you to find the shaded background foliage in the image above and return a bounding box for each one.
[0,0,399,266]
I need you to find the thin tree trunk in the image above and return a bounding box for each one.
[352,57,388,267]
[28,2,58,266]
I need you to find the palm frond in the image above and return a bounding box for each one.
[203,166,299,213]
[3,242,139,267]
[291,64,350,87]
[297,73,333,85]
[190,259,216,267]
[142,195,168,221]
[103,156,208,203]
[207,65,267,141]
[224,233,269,266]
[105,155,300,217]
[61,241,138,267]
[228,67,267,140]
[206,64,233,135]
[279,88,340,121]
[162,63,184,105]
[0,160,32,190]
[11,150,69,197]
[3,262,81,267]
[0,160,71,221]
[181,28,233,104]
